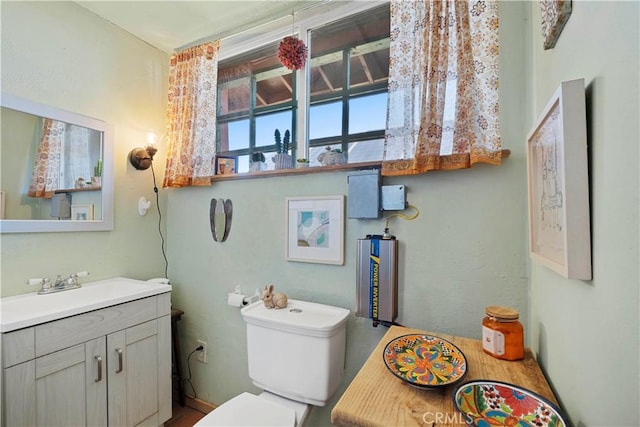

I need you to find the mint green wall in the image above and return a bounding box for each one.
[527,2,639,425]
[166,3,530,425]
[0,2,169,295]
[4,2,637,427]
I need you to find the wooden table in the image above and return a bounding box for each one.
[331,326,558,426]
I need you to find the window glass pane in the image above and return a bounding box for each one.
[349,93,387,134]
[255,67,294,107]
[219,41,293,111]
[262,151,279,171]
[217,40,296,159]
[236,155,249,174]
[223,119,249,151]
[309,101,342,139]
[348,139,384,163]
[349,41,389,90]
[309,54,343,96]
[218,77,250,115]
[255,110,293,148]
[309,144,342,167]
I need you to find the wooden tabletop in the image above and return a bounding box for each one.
[331,326,558,427]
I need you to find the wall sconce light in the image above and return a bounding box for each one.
[128,132,158,170]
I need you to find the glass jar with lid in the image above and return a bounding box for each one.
[482,306,524,360]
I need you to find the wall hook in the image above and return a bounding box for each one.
[138,196,151,216]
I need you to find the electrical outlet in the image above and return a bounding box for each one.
[196,340,207,363]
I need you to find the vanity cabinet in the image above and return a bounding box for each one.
[1,292,171,427]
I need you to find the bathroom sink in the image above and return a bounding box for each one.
[0,277,171,332]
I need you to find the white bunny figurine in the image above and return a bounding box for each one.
[261,284,288,309]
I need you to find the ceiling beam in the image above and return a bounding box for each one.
[318,66,335,92]
[358,55,374,84]
[279,75,293,93]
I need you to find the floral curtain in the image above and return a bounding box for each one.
[27,118,65,198]
[163,41,220,188]
[62,125,91,190]
[383,0,501,176]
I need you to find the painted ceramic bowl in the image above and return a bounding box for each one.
[382,334,467,388]
[452,380,567,427]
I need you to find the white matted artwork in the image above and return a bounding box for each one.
[286,195,345,265]
[71,204,94,221]
[526,78,591,280]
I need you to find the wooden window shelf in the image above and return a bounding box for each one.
[210,150,511,182]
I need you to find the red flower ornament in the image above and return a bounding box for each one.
[278,36,308,70]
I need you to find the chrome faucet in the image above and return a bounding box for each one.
[28,271,89,295]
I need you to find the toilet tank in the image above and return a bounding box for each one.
[240,299,350,406]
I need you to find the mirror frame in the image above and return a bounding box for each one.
[0,93,114,233]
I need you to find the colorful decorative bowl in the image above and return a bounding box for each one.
[452,380,567,427]
[382,334,467,388]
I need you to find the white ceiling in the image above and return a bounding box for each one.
[74,1,339,54]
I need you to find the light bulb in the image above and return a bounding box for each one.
[146,132,158,147]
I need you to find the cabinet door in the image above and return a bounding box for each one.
[108,320,162,427]
[34,337,106,427]
[85,336,108,426]
[3,360,36,426]
[3,338,106,427]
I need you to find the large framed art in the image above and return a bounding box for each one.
[285,195,344,265]
[526,78,591,280]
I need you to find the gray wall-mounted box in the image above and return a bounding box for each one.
[347,169,381,219]
[381,185,406,211]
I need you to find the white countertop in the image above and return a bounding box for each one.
[0,277,171,333]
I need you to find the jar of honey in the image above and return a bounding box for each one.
[482,306,524,360]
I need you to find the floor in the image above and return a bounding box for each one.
[165,401,207,427]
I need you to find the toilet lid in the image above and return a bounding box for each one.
[194,392,297,427]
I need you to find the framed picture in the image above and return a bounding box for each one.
[539,0,572,50]
[71,204,94,221]
[285,195,345,265]
[215,156,237,175]
[526,78,591,280]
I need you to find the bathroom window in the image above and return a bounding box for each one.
[215,4,390,172]
[217,41,297,173]
[308,4,389,165]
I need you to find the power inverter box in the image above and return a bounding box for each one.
[356,235,398,324]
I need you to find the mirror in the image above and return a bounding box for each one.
[0,94,113,232]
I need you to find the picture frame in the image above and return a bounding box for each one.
[285,195,345,265]
[526,78,591,280]
[215,156,237,175]
[539,0,572,50]
[71,204,94,221]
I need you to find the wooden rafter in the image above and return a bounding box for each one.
[318,66,335,92]
[279,75,292,93]
[358,55,374,84]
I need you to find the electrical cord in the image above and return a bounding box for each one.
[183,345,203,399]
[383,204,420,236]
[150,162,169,279]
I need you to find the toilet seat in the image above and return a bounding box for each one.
[194,392,297,427]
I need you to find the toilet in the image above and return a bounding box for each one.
[195,299,350,426]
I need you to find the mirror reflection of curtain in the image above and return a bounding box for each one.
[62,125,92,189]
[383,0,501,176]
[163,41,220,188]
[27,118,65,198]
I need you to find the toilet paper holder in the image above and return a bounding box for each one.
[227,287,260,307]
